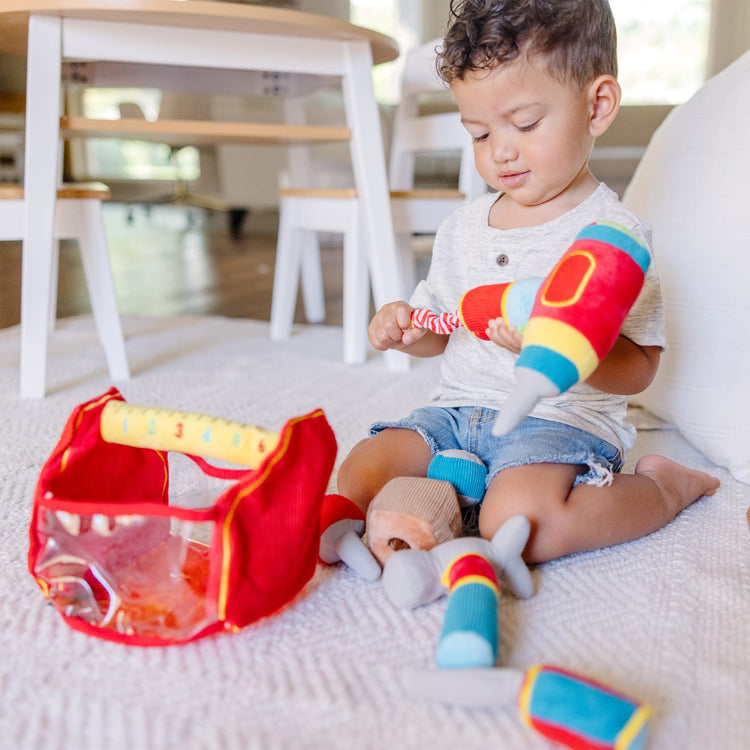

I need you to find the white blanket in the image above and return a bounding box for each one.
[0,315,747,749]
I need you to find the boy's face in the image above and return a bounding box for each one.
[451,56,599,220]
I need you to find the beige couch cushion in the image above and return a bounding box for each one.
[623,51,750,484]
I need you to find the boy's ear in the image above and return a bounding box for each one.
[587,75,621,137]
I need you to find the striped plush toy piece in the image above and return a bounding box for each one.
[410,277,540,338]
[410,308,463,335]
[410,222,650,436]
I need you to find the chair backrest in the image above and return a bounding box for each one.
[388,39,485,200]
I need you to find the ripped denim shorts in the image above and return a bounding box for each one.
[369,406,623,489]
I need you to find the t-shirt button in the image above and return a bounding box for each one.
[496,253,509,267]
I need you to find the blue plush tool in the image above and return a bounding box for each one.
[427,449,487,507]
[427,451,499,667]
[428,449,487,536]
[434,551,499,668]
[406,665,652,750]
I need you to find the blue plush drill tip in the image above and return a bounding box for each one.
[435,630,496,669]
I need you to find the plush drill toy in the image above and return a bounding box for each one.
[411,221,651,436]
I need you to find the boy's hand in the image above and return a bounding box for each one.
[368,301,427,351]
[486,317,523,354]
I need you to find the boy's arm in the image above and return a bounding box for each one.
[585,335,661,395]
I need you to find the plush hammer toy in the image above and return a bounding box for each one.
[411,221,651,436]
[382,515,534,671]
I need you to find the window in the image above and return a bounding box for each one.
[352,0,714,106]
[74,88,200,181]
[350,0,420,105]
[611,0,712,104]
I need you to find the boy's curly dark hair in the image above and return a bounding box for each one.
[437,0,618,88]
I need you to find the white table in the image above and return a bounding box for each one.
[0,0,405,397]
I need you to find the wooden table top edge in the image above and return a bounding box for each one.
[0,0,400,65]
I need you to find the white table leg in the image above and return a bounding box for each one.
[341,41,409,373]
[20,15,63,398]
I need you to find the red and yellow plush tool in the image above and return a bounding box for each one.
[411,221,650,436]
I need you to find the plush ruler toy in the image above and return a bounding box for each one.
[411,221,650,435]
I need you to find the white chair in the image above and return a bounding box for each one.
[0,182,130,398]
[270,39,485,364]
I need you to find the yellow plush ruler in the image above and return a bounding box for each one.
[100,400,280,468]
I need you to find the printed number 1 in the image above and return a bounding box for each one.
[202,428,212,444]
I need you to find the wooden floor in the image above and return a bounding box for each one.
[0,204,345,330]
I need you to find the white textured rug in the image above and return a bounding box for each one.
[1,315,748,750]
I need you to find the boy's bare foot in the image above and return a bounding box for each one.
[634,455,720,516]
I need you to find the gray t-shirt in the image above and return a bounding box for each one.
[409,183,665,453]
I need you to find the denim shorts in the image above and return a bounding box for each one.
[369,406,623,489]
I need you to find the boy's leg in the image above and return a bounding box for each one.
[479,457,720,563]
[336,428,433,513]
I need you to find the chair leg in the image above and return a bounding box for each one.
[48,240,60,333]
[395,231,417,300]
[300,231,326,324]
[341,213,369,364]
[76,199,130,382]
[383,348,410,372]
[270,205,304,341]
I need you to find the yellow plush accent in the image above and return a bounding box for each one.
[521,317,599,380]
